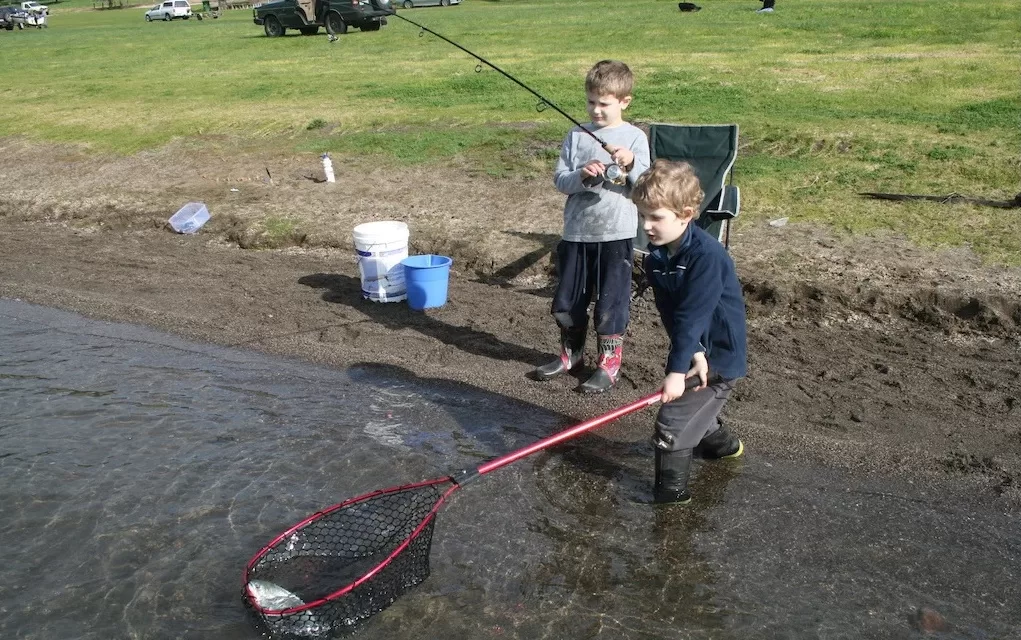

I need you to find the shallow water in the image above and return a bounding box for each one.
[1,299,1018,640]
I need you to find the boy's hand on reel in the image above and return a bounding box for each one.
[582,159,606,179]
[605,145,635,170]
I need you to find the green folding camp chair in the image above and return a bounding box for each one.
[636,123,740,251]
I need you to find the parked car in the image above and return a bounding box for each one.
[0,5,30,29]
[145,0,192,21]
[21,1,48,14]
[23,8,46,26]
[399,0,457,7]
[254,0,393,37]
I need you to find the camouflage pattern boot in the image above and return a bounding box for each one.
[578,334,623,394]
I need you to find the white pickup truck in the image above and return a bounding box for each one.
[21,1,48,13]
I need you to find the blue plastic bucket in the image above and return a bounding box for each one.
[400,255,452,310]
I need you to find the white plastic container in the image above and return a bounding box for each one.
[168,202,210,234]
[321,153,336,183]
[353,221,409,303]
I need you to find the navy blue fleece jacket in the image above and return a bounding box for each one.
[643,223,748,380]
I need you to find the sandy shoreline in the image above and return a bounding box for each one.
[1,141,1019,507]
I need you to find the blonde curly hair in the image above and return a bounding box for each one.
[631,159,704,218]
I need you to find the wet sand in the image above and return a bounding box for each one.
[1,139,1019,508]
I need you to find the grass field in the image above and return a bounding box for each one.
[2,0,1019,261]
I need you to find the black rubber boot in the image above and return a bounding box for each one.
[653,448,693,505]
[578,334,623,394]
[533,327,585,381]
[696,424,744,460]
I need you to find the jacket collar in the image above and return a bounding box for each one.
[647,223,694,267]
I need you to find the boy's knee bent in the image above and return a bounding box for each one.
[594,306,630,336]
[653,422,689,452]
[553,312,584,331]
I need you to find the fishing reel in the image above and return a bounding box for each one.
[603,162,627,186]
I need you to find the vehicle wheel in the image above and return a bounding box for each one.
[361,21,380,31]
[145,13,151,20]
[324,11,346,36]
[299,26,318,35]
[402,0,412,7]
[263,15,284,36]
[183,14,189,18]
[163,12,171,20]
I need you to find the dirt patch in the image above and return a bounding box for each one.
[1,138,1019,507]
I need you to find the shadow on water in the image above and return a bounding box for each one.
[299,272,552,367]
[347,361,569,465]
[347,361,652,472]
[5,301,1020,640]
[525,444,743,639]
[347,361,741,638]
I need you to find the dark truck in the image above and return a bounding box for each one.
[0,5,30,30]
[254,0,393,37]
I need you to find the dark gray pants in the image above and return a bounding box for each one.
[550,239,633,336]
[652,378,736,451]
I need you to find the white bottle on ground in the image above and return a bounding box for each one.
[321,153,336,183]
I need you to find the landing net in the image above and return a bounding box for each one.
[243,480,450,638]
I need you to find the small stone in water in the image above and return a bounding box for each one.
[911,607,948,633]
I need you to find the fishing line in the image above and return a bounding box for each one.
[391,12,615,154]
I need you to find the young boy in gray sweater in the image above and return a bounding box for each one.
[533,60,651,393]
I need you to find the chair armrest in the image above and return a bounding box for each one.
[704,185,740,221]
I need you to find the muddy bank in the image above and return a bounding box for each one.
[1,140,1019,506]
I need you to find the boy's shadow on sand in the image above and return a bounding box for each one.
[471,231,559,298]
[299,272,551,367]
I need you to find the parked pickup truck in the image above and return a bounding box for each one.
[21,1,48,13]
[254,0,393,37]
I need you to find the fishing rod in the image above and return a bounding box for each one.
[391,12,626,181]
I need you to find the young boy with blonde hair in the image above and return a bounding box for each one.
[631,159,748,504]
[533,60,651,394]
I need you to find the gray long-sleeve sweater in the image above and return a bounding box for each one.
[553,122,651,243]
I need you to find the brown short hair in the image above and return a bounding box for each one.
[631,160,704,217]
[585,60,634,100]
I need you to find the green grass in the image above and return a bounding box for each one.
[2,0,1019,261]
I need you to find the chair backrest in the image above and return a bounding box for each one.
[636,123,739,250]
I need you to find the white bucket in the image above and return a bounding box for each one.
[353,221,409,303]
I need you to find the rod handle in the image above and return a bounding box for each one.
[475,377,705,477]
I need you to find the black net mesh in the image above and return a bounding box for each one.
[245,483,442,639]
